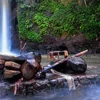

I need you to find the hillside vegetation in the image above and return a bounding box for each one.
[17,0,100,42]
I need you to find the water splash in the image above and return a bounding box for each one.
[51,69,76,90]
[0,0,11,55]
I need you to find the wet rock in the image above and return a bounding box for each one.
[67,57,87,73]
[0,72,100,96]
[53,57,87,74]
[0,85,8,98]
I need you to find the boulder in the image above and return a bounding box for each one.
[67,57,87,73]
[53,57,87,74]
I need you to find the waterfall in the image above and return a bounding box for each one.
[0,0,11,54]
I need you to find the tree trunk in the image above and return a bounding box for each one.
[0,54,25,65]
[4,69,21,79]
[5,61,21,70]
[21,61,37,81]
[0,60,5,69]
[78,0,82,6]
[84,0,87,6]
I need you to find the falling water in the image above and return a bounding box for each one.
[0,0,11,54]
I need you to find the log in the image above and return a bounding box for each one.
[21,53,43,81]
[0,54,25,60]
[21,60,42,81]
[0,59,5,64]
[0,52,41,65]
[21,61,36,81]
[5,61,21,70]
[4,69,21,79]
[0,59,5,69]
[0,54,25,65]
[41,50,88,73]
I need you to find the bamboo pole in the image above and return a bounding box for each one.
[41,50,88,73]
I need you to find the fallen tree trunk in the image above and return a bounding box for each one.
[0,52,43,82]
[21,60,41,81]
[0,54,25,65]
[0,54,25,60]
[0,54,25,80]
[21,61,36,81]
[4,69,21,79]
[41,50,88,73]
[5,61,21,70]
[0,59,5,69]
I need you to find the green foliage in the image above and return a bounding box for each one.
[17,1,43,42]
[17,0,100,42]
[79,5,100,39]
[34,13,49,35]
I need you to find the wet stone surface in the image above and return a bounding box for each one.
[0,54,100,96]
[0,72,99,95]
[0,70,100,97]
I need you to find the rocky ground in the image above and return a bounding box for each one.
[0,65,100,96]
[16,64,100,94]
[0,54,100,96]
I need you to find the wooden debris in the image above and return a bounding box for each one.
[21,61,37,81]
[0,59,5,69]
[49,50,68,61]
[4,69,21,79]
[0,54,25,61]
[21,57,43,81]
[0,59,5,64]
[20,41,26,56]
[41,50,88,73]
[5,61,21,70]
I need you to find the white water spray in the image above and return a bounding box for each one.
[0,0,11,54]
[51,69,76,90]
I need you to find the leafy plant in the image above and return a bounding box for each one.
[17,0,100,42]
